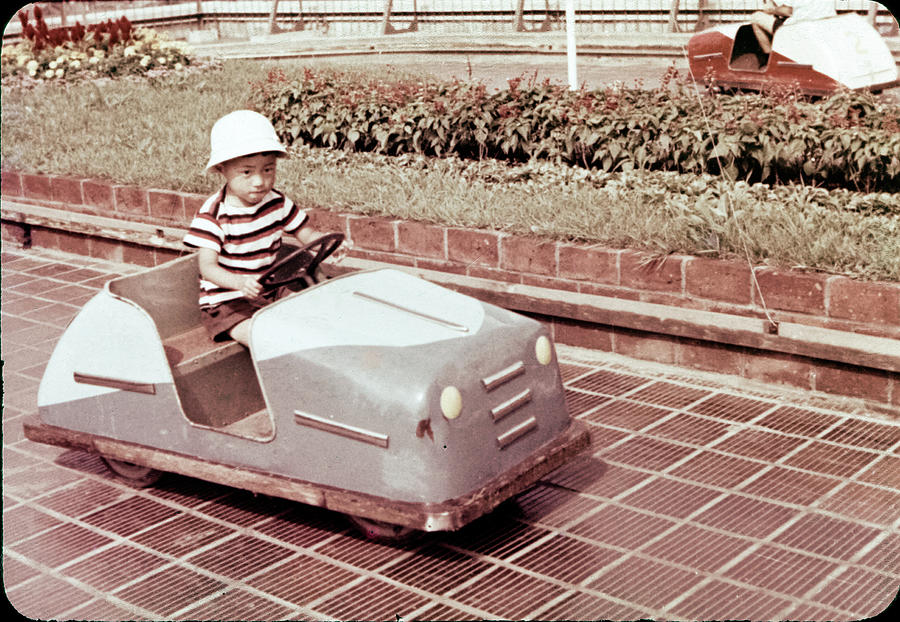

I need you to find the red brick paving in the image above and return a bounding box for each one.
[3,246,899,620]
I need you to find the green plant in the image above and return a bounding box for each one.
[2,59,898,280]
[249,66,900,192]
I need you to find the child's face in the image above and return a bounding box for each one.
[216,152,279,207]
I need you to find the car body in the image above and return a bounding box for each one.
[687,12,898,95]
[24,248,590,533]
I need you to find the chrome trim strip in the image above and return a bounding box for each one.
[491,389,532,422]
[73,372,156,395]
[294,411,389,448]
[497,416,538,449]
[776,61,814,69]
[353,291,469,333]
[482,361,526,391]
[694,52,724,60]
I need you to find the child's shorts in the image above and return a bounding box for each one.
[200,294,276,342]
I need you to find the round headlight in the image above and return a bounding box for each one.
[535,335,553,365]
[440,386,462,419]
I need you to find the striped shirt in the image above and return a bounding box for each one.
[183,187,307,308]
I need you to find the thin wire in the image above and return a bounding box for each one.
[681,45,779,332]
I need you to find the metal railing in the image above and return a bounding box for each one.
[4,1,896,40]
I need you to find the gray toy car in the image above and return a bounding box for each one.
[24,234,590,538]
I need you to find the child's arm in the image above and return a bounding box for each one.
[293,223,324,246]
[763,0,792,17]
[197,247,263,299]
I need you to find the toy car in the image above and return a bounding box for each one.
[687,12,899,95]
[23,234,590,538]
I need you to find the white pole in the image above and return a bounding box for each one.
[566,0,577,90]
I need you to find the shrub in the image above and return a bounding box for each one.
[250,66,900,192]
[1,5,195,84]
[2,58,896,280]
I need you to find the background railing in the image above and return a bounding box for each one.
[4,1,897,40]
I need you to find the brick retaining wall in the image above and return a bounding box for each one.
[2,169,899,408]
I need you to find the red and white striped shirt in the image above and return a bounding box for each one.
[183,187,307,308]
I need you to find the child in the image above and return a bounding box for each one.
[183,109,326,346]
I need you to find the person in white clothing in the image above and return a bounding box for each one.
[751,0,836,54]
[784,0,837,24]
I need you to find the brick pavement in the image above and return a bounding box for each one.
[2,245,899,621]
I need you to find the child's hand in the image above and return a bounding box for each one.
[331,239,353,264]
[238,276,263,299]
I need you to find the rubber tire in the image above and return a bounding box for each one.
[100,456,163,487]
[347,515,416,541]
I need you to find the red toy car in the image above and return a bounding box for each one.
[688,12,898,95]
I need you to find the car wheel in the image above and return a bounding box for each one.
[101,456,163,487]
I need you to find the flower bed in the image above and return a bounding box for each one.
[2,22,898,405]
[1,6,195,85]
[250,66,900,192]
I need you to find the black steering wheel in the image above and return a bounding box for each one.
[259,233,345,291]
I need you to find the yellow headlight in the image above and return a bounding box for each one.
[440,386,462,419]
[535,335,553,365]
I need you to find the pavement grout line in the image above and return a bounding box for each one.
[439,537,662,619]
[2,553,164,622]
[577,392,898,466]
[578,454,898,533]
[4,244,899,620]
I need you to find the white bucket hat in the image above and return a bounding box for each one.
[205,110,287,171]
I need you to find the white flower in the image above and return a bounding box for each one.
[48,60,58,69]
[174,62,183,71]
[55,67,64,78]
[28,69,37,77]
[43,69,54,79]
[55,55,66,64]
[89,56,100,65]
[139,55,151,67]
[123,46,137,57]
[157,56,166,64]
[70,59,81,70]
[25,59,39,72]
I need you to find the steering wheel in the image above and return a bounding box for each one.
[259,232,345,291]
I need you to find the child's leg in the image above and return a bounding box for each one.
[751,11,776,54]
[228,319,252,346]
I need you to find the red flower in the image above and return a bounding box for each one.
[71,22,85,42]
[118,16,132,40]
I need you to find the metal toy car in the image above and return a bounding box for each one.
[687,12,898,95]
[24,234,590,538]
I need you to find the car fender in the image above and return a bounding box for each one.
[38,290,183,440]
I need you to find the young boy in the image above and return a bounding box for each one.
[183,109,325,346]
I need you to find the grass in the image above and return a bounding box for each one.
[2,59,899,281]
